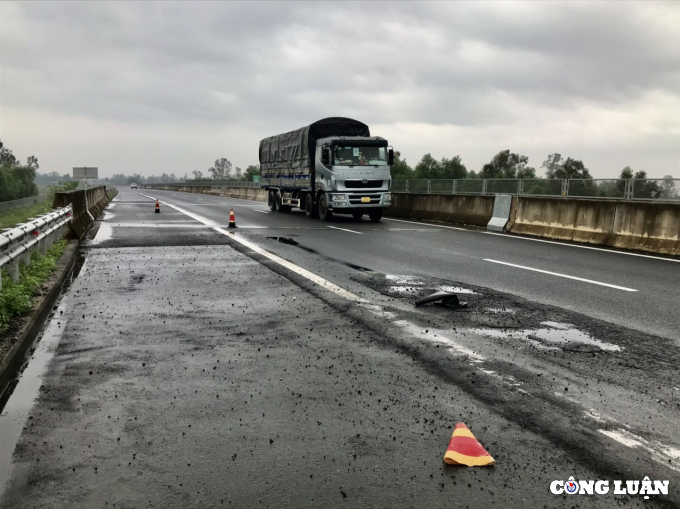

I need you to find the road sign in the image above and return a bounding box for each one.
[73,167,99,179]
[252,175,260,182]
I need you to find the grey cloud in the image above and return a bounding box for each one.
[1,1,678,177]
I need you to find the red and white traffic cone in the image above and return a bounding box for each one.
[155,199,160,213]
[443,422,495,466]
[228,208,236,228]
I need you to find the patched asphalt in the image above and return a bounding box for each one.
[0,188,677,508]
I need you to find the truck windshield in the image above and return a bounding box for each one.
[333,145,388,166]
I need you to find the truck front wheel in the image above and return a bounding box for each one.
[305,194,318,218]
[318,194,333,221]
[368,209,383,222]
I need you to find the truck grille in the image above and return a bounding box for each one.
[344,180,383,189]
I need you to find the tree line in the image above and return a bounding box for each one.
[392,149,597,180]
[106,158,261,185]
[391,149,676,199]
[0,140,40,202]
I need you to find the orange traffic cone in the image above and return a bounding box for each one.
[155,200,160,213]
[228,208,236,228]
[443,422,495,466]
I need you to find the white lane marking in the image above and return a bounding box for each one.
[327,226,363,234]
[598,429,680,473]
[484,259,638,292]
[483,230,680,264]
[383,217,467,231]
[391,320,485,362]
[137,192,367,303]
[255,210,270,214]
[213,227,366,302]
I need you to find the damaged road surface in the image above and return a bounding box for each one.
[0,188,678,508]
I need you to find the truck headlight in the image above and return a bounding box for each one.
[333,194,347,201]
[383,193,391,202]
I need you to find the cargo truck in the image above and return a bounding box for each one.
[259,117,393,222]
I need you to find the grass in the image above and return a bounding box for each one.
[0,181,79,230]
[0,240,68,332]
[0,199,53,230]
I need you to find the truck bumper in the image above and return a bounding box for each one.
[328,192,391,210]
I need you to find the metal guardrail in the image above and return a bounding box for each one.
[0,207,72,287]
[391,178,679,202]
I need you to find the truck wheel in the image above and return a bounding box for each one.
[352,211,363,220]
[305,194,318,218]
[268,192,278,212]
[318,194,333,221]
[368,209,383,222]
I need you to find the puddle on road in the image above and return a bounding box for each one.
[484,307,516,314]
[388,285,420,294]
[384,276,477,295]
[103,212,116,220]
[436,286,479,295]
[90,223,113,245]
[469,322,622,352]
[385,275,425,285]
[0,305,69,498]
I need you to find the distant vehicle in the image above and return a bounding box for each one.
[130,183,138,189]
[259,117,393,222]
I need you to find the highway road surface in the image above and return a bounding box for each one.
[1,187,678,508]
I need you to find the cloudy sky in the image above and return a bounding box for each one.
[1,1,678,179]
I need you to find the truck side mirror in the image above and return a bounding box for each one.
[387,148,394,166]
[322,148,331,165]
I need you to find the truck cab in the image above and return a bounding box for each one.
[313,136,392,220]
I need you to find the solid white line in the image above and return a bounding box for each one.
[383,217,467,231]
[327,226,363,234]
[482,231,680,264]
[483,259,638,292]
[255,210,269,214]
[137,191,367,303]
[214,227,366,302]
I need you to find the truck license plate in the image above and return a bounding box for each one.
[361,197,370,203]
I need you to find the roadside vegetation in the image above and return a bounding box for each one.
[0,181,79,230]
[0,240,68,333]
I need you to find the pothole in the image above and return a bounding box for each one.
[266,237,299,246]
[346,263,372,272]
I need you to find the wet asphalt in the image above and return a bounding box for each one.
[0,188,678,508]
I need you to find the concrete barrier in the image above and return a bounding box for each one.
[507,197,617,245]
[53,186,108,238]
[388,193,495,227]
[609,201,680,256]
[145,185,268,202]
[507,196,680,256]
